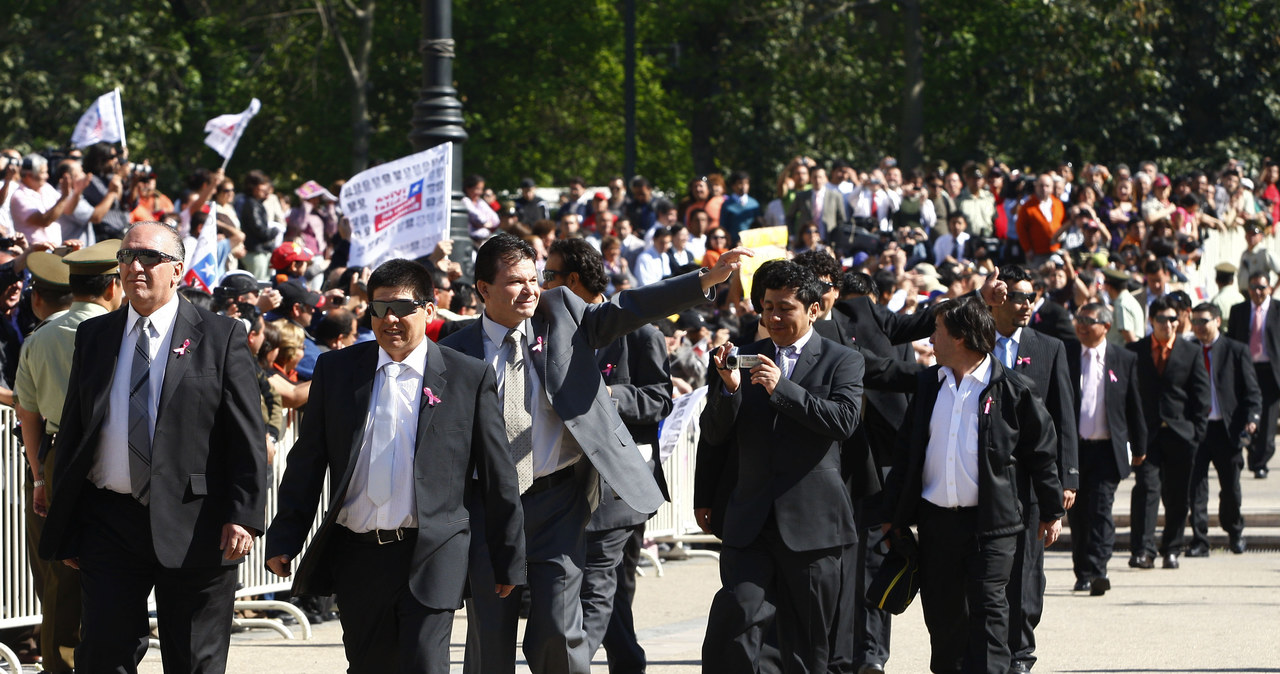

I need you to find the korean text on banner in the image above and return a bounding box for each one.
[341,144,453,270]
[71,89,126,149]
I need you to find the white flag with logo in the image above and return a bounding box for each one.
[203,98,261,160]
[70,89,126,148]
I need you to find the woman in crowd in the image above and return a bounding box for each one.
[702,226,730,268]
[267,318,310,408]
[1103,177,1143,244]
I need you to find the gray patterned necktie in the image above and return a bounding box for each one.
[128,317,154,505]
[503,329,535,493]
[777,345,795,380]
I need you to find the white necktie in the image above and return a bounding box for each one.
[1080,349,1102,437]
[367,362,403,506]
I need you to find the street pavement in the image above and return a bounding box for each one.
[120,469,1280,673]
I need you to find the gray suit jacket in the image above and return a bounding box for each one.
[442,270,711,514]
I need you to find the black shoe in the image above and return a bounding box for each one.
[1185,545,1210,558]
[1009,661,1032,673]
[1128,554,1155,569]
[1073,578,1091,592]
[1230,536,1247,554]
[1162,553,1180,569]
[1255,468,1269,479]
[1090,576,1111,596]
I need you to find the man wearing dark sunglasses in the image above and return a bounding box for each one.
[1126,295,1210,571]
[40,221,268,673]
[1227,271,1280,479]
[988,265,1077,674]
[267,258,524,673]
[443,232,750,674]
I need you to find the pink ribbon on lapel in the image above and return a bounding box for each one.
[423,387,442,407]
[531,336,544,353]
[984,396,993,414]
[602,363,615,377]
[1108,369,1117,383]
[172,338,191,357]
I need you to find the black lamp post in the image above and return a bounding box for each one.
[410,0,472,279]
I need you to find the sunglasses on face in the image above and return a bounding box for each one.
[542,269,569,285]
[1190,318,1212,326]
[116,248,181,266]
[1251,285,1270,292]
[709,234,727,240]
[370,299,427,318]
[1152,315,1178,324]
[1007,291,1037,305]
[1076,316,1106,326]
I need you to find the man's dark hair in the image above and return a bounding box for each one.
[729,170,750,186]
[367,258,435,302]
[998,264,1034,286]
[316,308,357,344]
[237,302,264,334]
[937,295,996,355]
[650,226,672,240]
[630,176,650,189]
[178,286,213,310]
[947,211,970,227]
[548,238,608,297]
[451,284,477,313]
[1222,168,1240,179]
[1143,259,1169,276]
[793,249,841,284]
[1215,268,1235,287]
[871,270,895,298]
[463,174,485,191]
[1149,295,1179,317]
[757,261,823,309]
[843,272,877,297]
[1166,290,1193,311]
[68,272,118,298]
[84,142,116,176]
[186,168,213,192]
[474,233,536,285]
[1248,269,1270,284]
[1193,302,1222,319]
[243,169,272,194]
[32,283,72,309]
[654,199,676,217]
[567,175,586,187]
[750,259,789,313]
[429,267,451,290]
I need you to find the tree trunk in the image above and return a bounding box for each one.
[899,0,924,172]
[350,0,375,174]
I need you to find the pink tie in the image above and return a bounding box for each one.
[1252,304,1266,361]
[1080,349,1100,438]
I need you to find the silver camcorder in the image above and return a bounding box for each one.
[726,354,762,370]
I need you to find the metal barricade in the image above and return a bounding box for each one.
[647,389,720,577]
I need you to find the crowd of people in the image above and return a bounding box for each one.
[1,140,1277,674]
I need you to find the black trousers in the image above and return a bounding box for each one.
[1130,429,1195,557]
[917,501,1017,674]
[1006,501,1044,670]
[1191,420,1246,548]
[1068,440,1122,581]
[330,528,453,674]
[851,492,891,672]
[1250,363,1279,471]
[76,487,238,674]
[702,515,843,674]
[600,525,647,674]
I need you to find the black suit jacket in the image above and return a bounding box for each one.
[830,296,935,436]
[700,334,864,551]
[1030,298,1076,344]
[1066,342,1147,479]
[587,324,673,532]
[1227,298,1280,387]
[1006,328,1079,492]
[884,360,1064,537]
[264,341,525,609]
[42,298,268,568]
[1202,337,1263,440]
[1127,336,1211,451]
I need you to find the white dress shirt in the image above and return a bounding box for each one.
[481,314,582,478]
[1078,342,1111,440]
[922,355,992,508]
[635,247,672,286]
[89,295,181,494]
[337,339,428,532]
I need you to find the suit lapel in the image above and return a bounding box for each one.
[788,334,822,384]
[416,346,447,448]
[156,299,203,420]
[347,345,379,460]
[529,315,550,394]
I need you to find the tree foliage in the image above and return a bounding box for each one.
[1,0,1278,199]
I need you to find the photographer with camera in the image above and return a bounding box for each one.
[700,260,864,674]
[81,142,131,241]
[10,153,88,246]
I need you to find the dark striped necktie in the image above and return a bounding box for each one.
[128,316,154,505]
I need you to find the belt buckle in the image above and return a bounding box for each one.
[374,528,404,545]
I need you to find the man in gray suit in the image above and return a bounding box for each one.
[787,166,847,243]
[443,233,748,674]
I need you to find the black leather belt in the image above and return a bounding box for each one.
[342,526,418,545]
[526,465,576,495]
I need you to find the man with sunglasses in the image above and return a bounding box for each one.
[265,258,524,673]
[40,221,268,673]
[443,233,749,674]
[1066,302,1146,596]
[1189,303,1258,556]
[1126,295,1210,570]
[988,265,1077,674]
[1227,270,1280,479]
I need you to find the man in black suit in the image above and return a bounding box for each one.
[1065,303,1146,596]
[883,295,1063,674]
[1189,303,1260,555]
[444,234,748,674]
[988,265,1077,673]
[1127,296,1210,570]
[1027,276,1075,344]
[1227,271,1280,478]
[542,239,673,672]
[264,259,525,672]
[40,222,267,673]
[699,261,864,674]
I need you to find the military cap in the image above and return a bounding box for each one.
[62,239,122,276]
[26,251,70,287]
[1100,267,1129,283]
[1215,262,1238,274]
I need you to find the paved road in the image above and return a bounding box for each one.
[129,547,1279,673]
